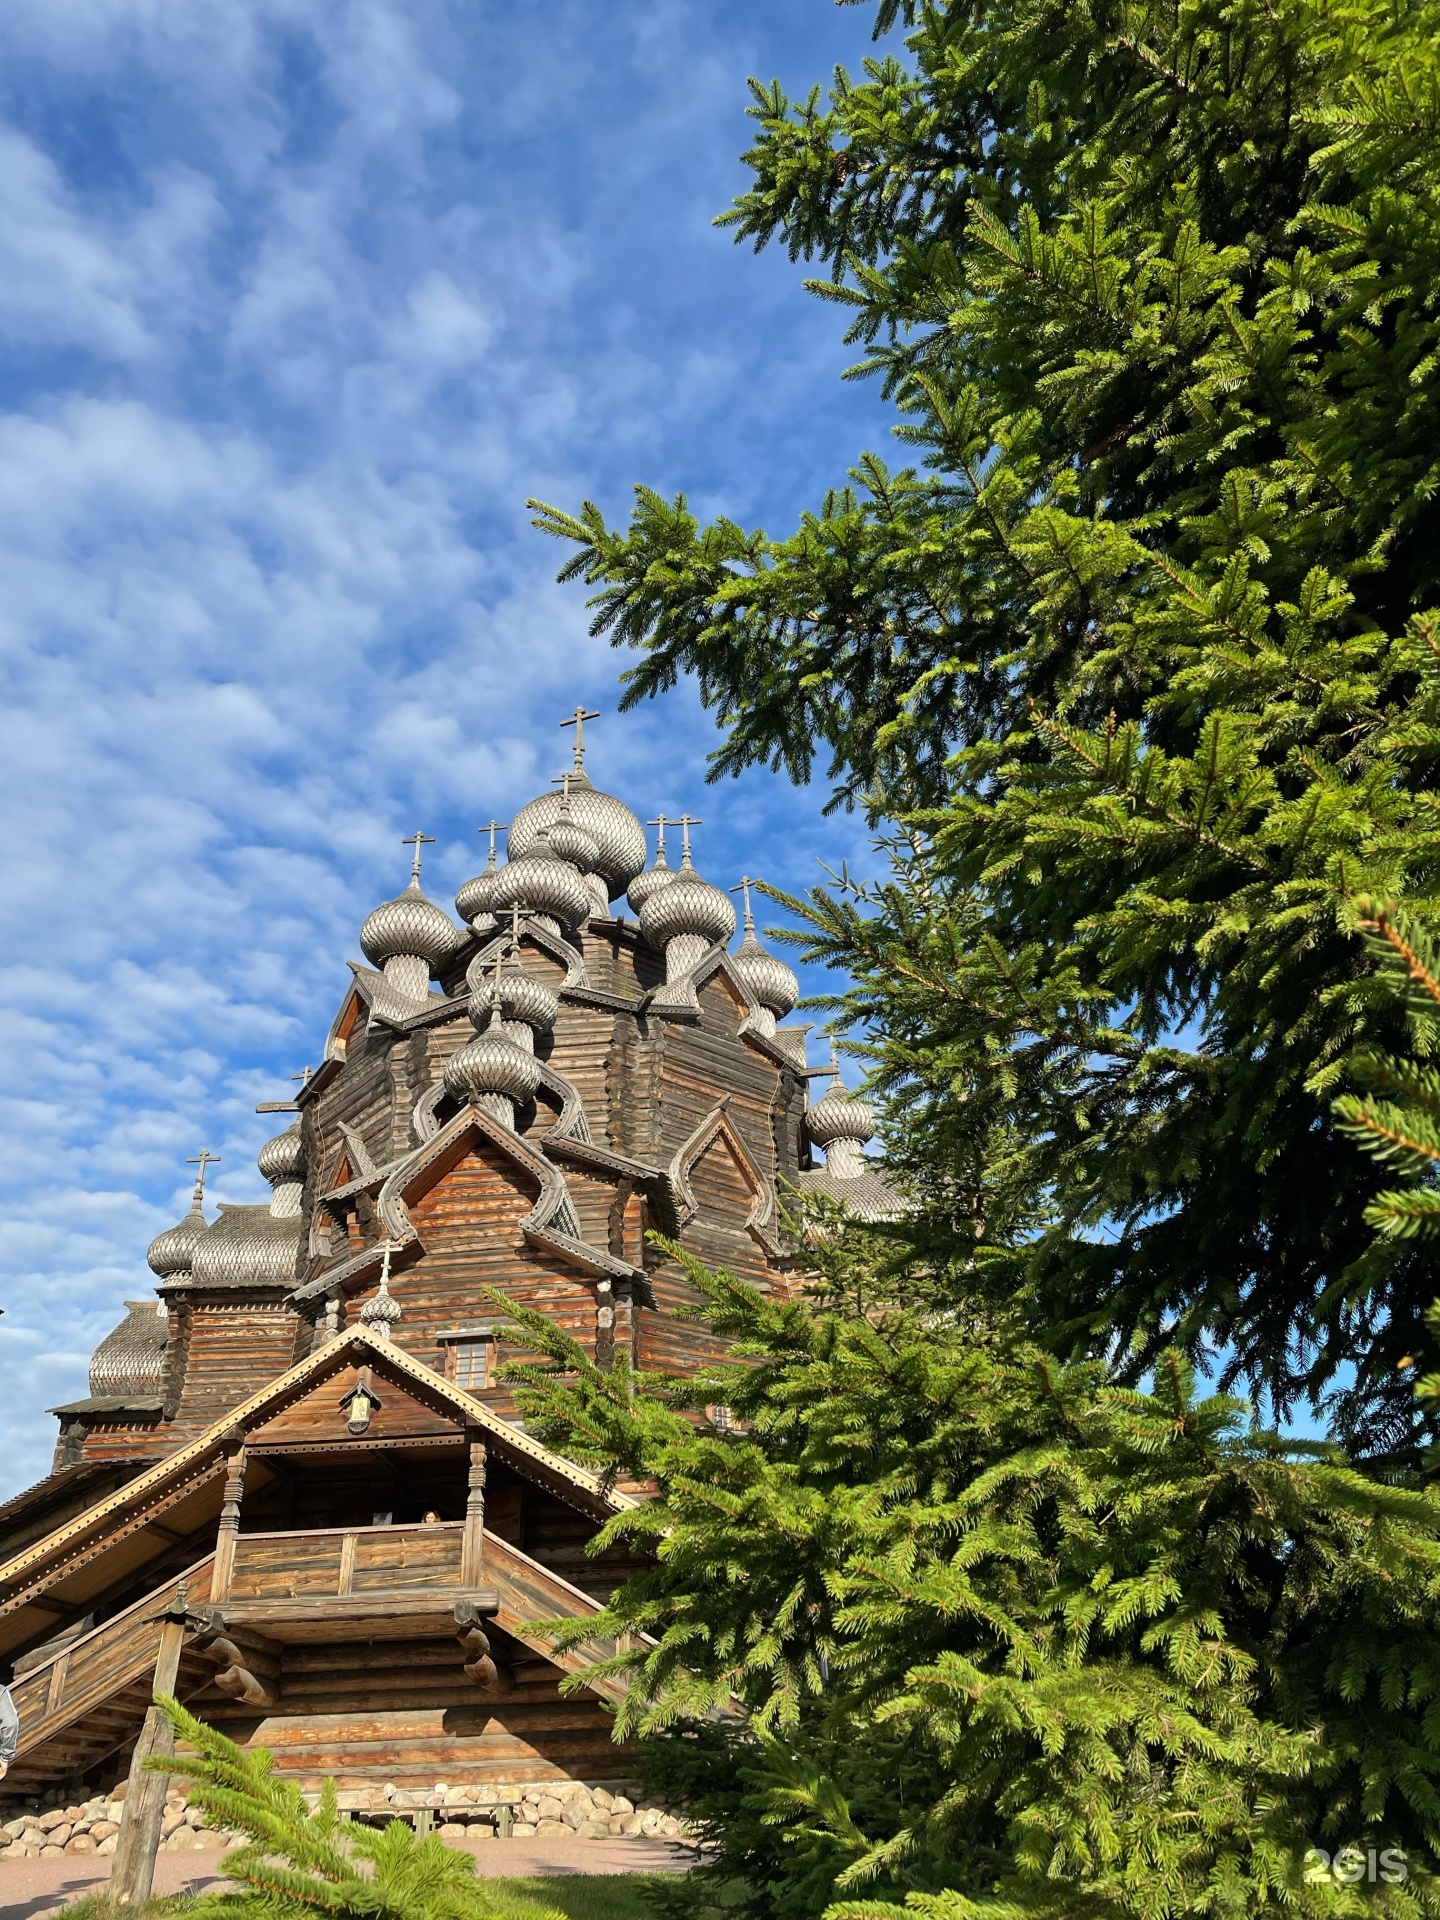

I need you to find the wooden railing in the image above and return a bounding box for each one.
[481,1531,631,1707]
[227,1523,464,1601]
[10,1557,214,1761]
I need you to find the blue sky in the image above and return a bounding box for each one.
[0,0,897,1496]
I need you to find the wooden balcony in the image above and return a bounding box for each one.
[221,1523,496,1641]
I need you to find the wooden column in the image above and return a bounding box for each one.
[210,1439,247,1604]
[109,1592,189,1909]
[460,1435,486,1588]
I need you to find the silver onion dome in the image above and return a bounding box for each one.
[627,848,674,914]
[360,1254,403,1342]
[807,1059,875,1181]
[257,1123,306,1187]
[360,877,463,969]
[639,869,736,951]
[547,808,600,873]
[490,968,559,1033]
[489,838,592,932]
[258,1121,307,1220]
[456,821,509,929]
[509,771,646,900]
[456,865,501,927]
[147,1194,207,1279]
[733,934,799,1021]
[444,1028,544,1128]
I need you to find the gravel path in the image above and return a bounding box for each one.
[0,1833,694,1915]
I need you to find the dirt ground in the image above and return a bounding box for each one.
[0,1832,694,1915]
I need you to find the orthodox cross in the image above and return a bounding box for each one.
[828,1037,843,1085]
[560,706,601,771]
[729,875,758,932]
[291,1066,314,1088]
[477,820,508,870]
[677,814,702,867]
[647,813,673,859]
[403,830,435,883]
[186,1148,220,1200]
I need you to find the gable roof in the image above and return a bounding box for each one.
[0,1324,634,1608]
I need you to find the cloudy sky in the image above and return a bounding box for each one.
[0,0,894,1496]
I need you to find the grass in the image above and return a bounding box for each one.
[493,1878,675,1919]
[55,1876,680,1920]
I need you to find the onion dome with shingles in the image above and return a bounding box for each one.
[360,877,464,969]
[627,847,674,914]
[146,1192,207,1279]
[256,1122,305,1188]
[88,1301,168,1398]
[488,833,592,932]
[456,821,508,929]
[806,1082,876,1152]
[639,866,736,951]
[489,968,560,1034]
[444,1029,544,1106]
[509,771,646,901]
[729,879,798,1020]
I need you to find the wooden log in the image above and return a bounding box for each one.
[460,1437,486,1587]
[109,1595,188,1908]
[454,1598,512,1693]
[210,1441,246,1603]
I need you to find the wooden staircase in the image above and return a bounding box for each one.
[6,1559,216,1794]
[3,1533,630,1795]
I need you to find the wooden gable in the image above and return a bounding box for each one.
[245,1357,462,1451]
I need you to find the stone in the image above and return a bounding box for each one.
[659,1816,683,1837]
[90,1820,119,1841]
[564,1802,590,1831]
[47,1824,73,1848]
[536,1797,563,1822]
[40,1845,65,1859]
[592,1788,614,1812]
[610,1795,634,1816]
[336,1791,369,1812]
[578,1819,610,1840]
[621,1814,644,1836]
[112,1781,129,1802]
[640,1810,663,1835]
[37,1811,68,1832]
[66,1834,97,1854]
[437,1823,467,1841]
[161,1811,187,1836]
[534,1819,569,1838]
[104,1802,124,1822]
[510,1822,536,1838]
[97,1836,119,1857]
[185,1806,206,1825]
[2,1819,27,1839]
[169,1827,210,1851]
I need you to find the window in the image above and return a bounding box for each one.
[453,1341,489,1391]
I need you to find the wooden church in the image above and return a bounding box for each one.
[0,717,893,1820]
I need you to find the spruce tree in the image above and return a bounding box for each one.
[530,0,1440,1446]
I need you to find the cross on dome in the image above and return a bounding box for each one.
[186,1148,220,1199]
[479,820,508,865]
[648,814,673,856]
[403,830,435,884]
[291,1066,313,1087]
[677,814,702,868]
[560,706,601,770]
[730,875,758,931]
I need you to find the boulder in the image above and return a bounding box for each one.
[536,1797,563,1822]
[534,1819,569,1838]
[610,1795,634,1816]
[91,1820,119,1841]
[592,1788,614,1812]
[578,1819,610,1840]
[437,1823,467,1841]
[97,1835,120,1857]
[40,1845,65,1859]
[640,1810,663,1835]
[47,1824,73,1848]
[65,1834,97,1855]
[511,1822,537,1838]
[37,1811,68,1832]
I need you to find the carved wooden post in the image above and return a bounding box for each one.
[211,1439,246,1604]
[110,1587,189,1908]
[460,1435,486,1588]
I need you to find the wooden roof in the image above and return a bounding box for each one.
[0,1324,633,1607]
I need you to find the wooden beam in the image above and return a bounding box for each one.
[109,1593,189,1908]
